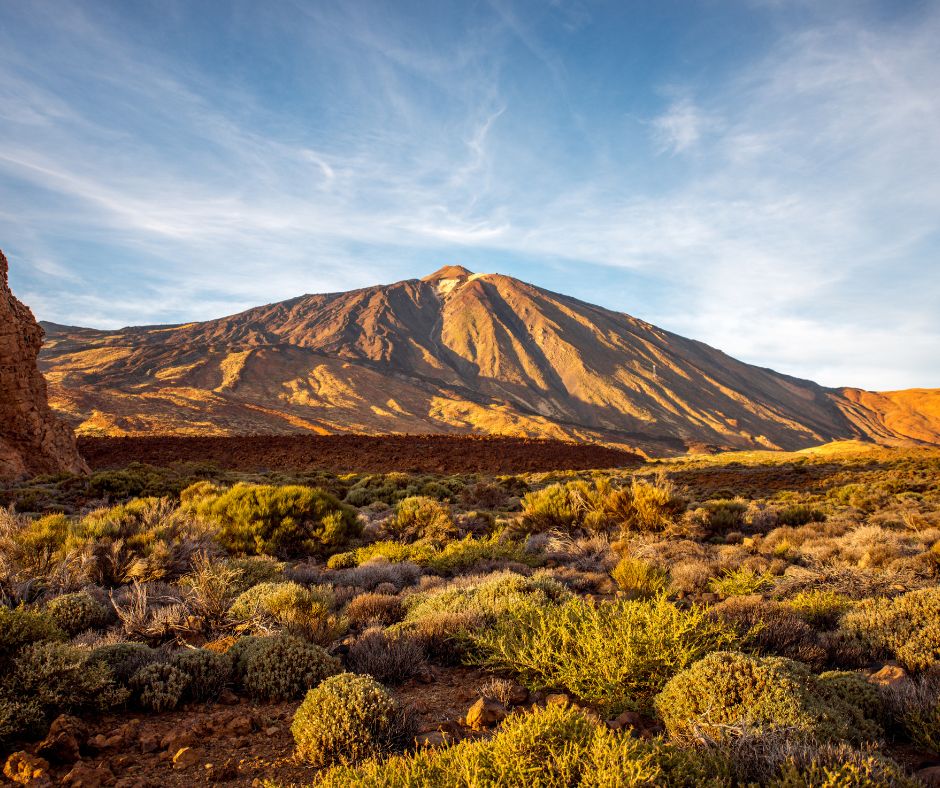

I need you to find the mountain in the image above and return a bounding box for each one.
[38,265,940,456]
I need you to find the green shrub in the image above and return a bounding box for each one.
[709,566,775,597]
[328,535,536,575]
[817,671,884,725]
[654,652,881,745]
[12,513,69,557]
[388,496,455,544]
[317,703,731,787]
[520,483,579,532]
[519,475,684,535]
[4,641,127,714]
[471,595,740,714]
[88,641,160,684]
[46,591,111,636]
[784,590,852,628]
[0,606,63,668]
[768,750,916,787]
[292,673,409,767]
[130,662,190,712]
[777,505,826,527]
[425,535,536,574]
[171,649,233,702]
[839,587,940,671]
[229,580,345,645]
[0,698,45,750]
[700,499,747,531]
[610,555,668,598]
[186,482,360,557]
[233,634,341,701]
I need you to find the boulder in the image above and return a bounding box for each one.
[867,662,909,688]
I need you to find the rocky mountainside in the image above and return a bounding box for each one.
[0,250,87,479]
[39,265,940,456]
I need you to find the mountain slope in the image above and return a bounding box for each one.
[38,266,940,456]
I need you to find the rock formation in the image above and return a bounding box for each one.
[0,249,87,479]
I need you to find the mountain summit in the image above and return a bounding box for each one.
[39,268,940,455]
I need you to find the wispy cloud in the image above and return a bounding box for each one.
[651,98,712,154]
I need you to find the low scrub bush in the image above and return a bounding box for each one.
[882,672,940,754]
[0,697,45,751]
[839,587,940,671]
[519,475,685,535]
[347,627,425,685]
[0,606,63,668]
[387,496,455,544]
[46,591,111,635]
[89,641,160,683]
[317,703,731,787]
[655,651,881,745]
[229,580,345,645]
[783,589,852,628]
[172,648,233,702]
[712,597,826,667]
[185,482,360,557]
[345,593,405,627]
[471,595,740,714]
[777,505,826,527]
[130,662,190,712]
[610,555,668,598]
[232,634,340,701]
[709,566,775,597]
[3,641,127,716]
[292,672,412,767]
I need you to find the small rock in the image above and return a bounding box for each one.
[608,711,644,731]
[465,698,508,731]
[223,714,256,736]
[172,747,200,771]
[138,734,160,754]
[217,688,239,705]
[415,731,447,747]
[36,715,86,764]
[504,681,529,706]
[60,760,114,788]
[868,662,909,688]
[544,693,570,708]
[161,730,195,752]
[3,751,51,786]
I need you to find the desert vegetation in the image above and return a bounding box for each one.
[0,444,938,785]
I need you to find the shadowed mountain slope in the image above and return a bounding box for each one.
[39,266,940,456]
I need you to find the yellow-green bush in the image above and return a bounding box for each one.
[185,482,360,557]
[838,587,940,671]
[610,555,668,598]
[46,591,111,636]
[768,750,917,787]
[89,641,159,683]
[387,496,455,544]
[519,476,684,535]
[232,634,340,701]
[784,589,852,629]
[471,595,740,714]
[317,704,731,787]
[229,581,344,644]
[708,566,775,597]
[292,673,409,767]
[654,652,881,745]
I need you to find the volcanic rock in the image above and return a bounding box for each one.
[0,249,86,479]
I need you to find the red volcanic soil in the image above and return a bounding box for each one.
[77,434,643,474]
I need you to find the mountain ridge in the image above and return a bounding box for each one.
[38,265,940,456]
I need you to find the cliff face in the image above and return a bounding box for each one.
[0,250,87,479]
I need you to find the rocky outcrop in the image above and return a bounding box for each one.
[0,249,87,479]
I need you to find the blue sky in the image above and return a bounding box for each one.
[1,0,938,390]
